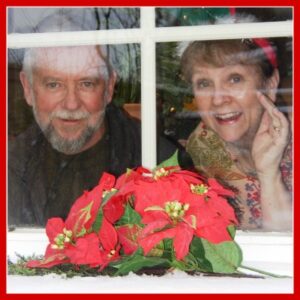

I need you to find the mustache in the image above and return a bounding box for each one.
[50,110,90,120]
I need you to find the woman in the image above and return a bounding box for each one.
[180,38,292,230]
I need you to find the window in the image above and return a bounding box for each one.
[7,7,293,283]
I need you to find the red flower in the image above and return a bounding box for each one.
[27,173,115,268]
[66,172,115,235]
[102,194,127,224]
[132,174,237,260]
[65,233,102,265]
[135,182,197,260]
[26,164,239,271]
[98,217,121,270]
[117,224,143,255]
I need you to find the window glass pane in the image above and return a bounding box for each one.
[156,36,293,231]
[156,7,292,27]
[8,7,140,33]
[8,9,142,228]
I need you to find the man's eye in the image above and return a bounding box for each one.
[46,82,61,89]
[80,81,94,88]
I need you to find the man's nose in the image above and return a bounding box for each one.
[212,86,232,106]
[62,84,81,110]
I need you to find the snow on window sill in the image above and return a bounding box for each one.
[7,228,293,294]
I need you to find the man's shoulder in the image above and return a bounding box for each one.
[106,103,140,128]
[8,123,43,166]
[106,104,141,140]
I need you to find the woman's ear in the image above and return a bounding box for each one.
[19,71,34,106]
[266,69,280,103]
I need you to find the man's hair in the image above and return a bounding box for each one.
[22,12,113,84]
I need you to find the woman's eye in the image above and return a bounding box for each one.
[194,79,210,89]
[230,75,242,84]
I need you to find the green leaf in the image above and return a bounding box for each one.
[116,203,142,226]
[227,225,236,239]
[92,209,104,233]
[101,189,118,207]
[156,150,179,169]
[113,249,170,276]
[161,238,173,260]
[189,237,213,272]
[148,241,164,257]
[201,239,243,274]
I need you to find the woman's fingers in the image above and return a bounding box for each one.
[256,91,290,147]
[257,91,282,131]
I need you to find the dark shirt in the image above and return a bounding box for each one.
[8,104,177,226]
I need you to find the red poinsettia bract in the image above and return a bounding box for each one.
[128,168,237,260]
[27,173,115,268]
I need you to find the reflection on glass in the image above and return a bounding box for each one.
[156,7,292,27]
[156,20,292,231]
[8,11,142,227]
[8,7,140,33]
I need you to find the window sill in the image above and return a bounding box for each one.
[7,228,293,293]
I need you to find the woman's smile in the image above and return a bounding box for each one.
[214,111,242,125]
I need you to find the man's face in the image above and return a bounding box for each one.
[21,46,115,154]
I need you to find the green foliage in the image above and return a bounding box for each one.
[189,237,213,272]
[167,237,242,275]
[227,225,236,239]
[116,202,142,226]
[156,150,179,169]
[93,189,118,232]
[92,208,104,233]
[112,248,170,276]
[102,189,118,206]
[201,239,243,274]
[8,254,103,278]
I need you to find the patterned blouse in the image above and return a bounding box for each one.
[186,122,293,229]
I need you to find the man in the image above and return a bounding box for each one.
[8,14,176,226]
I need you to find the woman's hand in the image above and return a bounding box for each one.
[252,91,292,230]
[252,91,290,176]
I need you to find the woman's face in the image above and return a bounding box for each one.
[191,64,265,143]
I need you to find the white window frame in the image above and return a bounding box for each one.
[7,7,294,286]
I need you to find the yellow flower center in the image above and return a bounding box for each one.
[164,201,189,223]
[190,183,209,195]
[51,228,73,250]
[108,249,116,258]
[153,168,170,180]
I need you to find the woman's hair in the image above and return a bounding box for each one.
[180,39,277,84]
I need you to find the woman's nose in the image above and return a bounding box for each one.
[212,86,232,106]
[62,84,81,110]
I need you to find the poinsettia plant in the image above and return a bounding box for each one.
[26,152,277,277]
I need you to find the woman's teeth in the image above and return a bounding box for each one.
[215,112,241,120]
